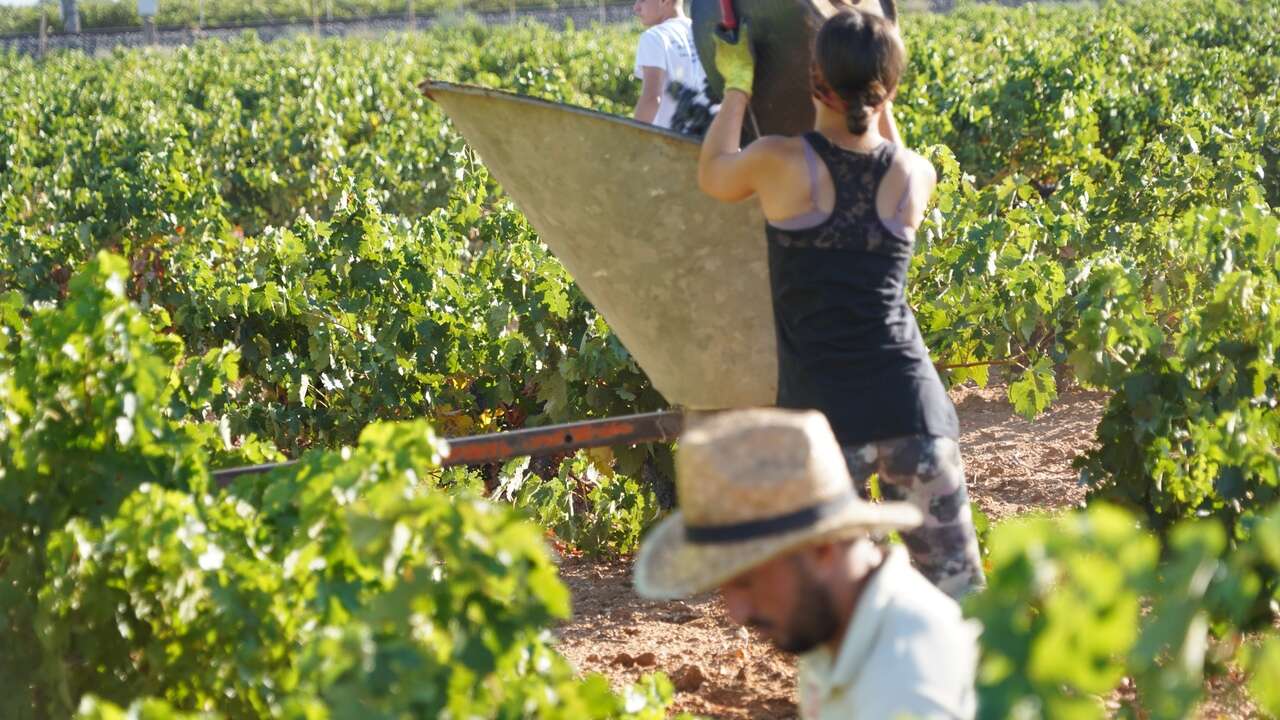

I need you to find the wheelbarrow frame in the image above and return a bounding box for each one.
[211,410,687,486]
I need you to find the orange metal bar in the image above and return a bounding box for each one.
[441,411,685,466]
[211,410,685,486]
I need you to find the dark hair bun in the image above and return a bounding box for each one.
[844,98,872,135]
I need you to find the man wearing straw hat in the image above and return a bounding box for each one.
[634,408,978,719]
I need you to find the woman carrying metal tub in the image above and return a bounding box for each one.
[696,6,985,598]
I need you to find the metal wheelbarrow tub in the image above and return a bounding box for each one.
[691,0,899,138]
[425,81,777,410]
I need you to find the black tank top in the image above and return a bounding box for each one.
[764,132,959,445]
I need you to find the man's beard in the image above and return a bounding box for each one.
[750,568,841,654]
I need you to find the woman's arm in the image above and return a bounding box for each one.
[879,101,903,146]
[634,67,665,124]
[897,151,938,231]
[698,90,749,199]
[698,91,781,202]
[699,24,781,202]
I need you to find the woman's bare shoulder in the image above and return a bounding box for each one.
[743,134,810,168]
[748,134,809,152]
[891,146,937,184]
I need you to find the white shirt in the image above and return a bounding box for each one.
[633,17,706,129]
[797,547,981,720]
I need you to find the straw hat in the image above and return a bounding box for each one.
[633,408,922,600]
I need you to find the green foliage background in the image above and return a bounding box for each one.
[0,0,622,35]
[0,0,1278,717]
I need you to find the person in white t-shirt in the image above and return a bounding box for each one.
[632,0,708,130]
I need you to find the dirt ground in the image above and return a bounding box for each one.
[948,382,1105,521]
[553,384,1263,718]
[553,383,1122,719]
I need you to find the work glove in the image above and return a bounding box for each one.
[713,21,756,97]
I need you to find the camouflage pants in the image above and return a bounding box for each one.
[842,436,985,599]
